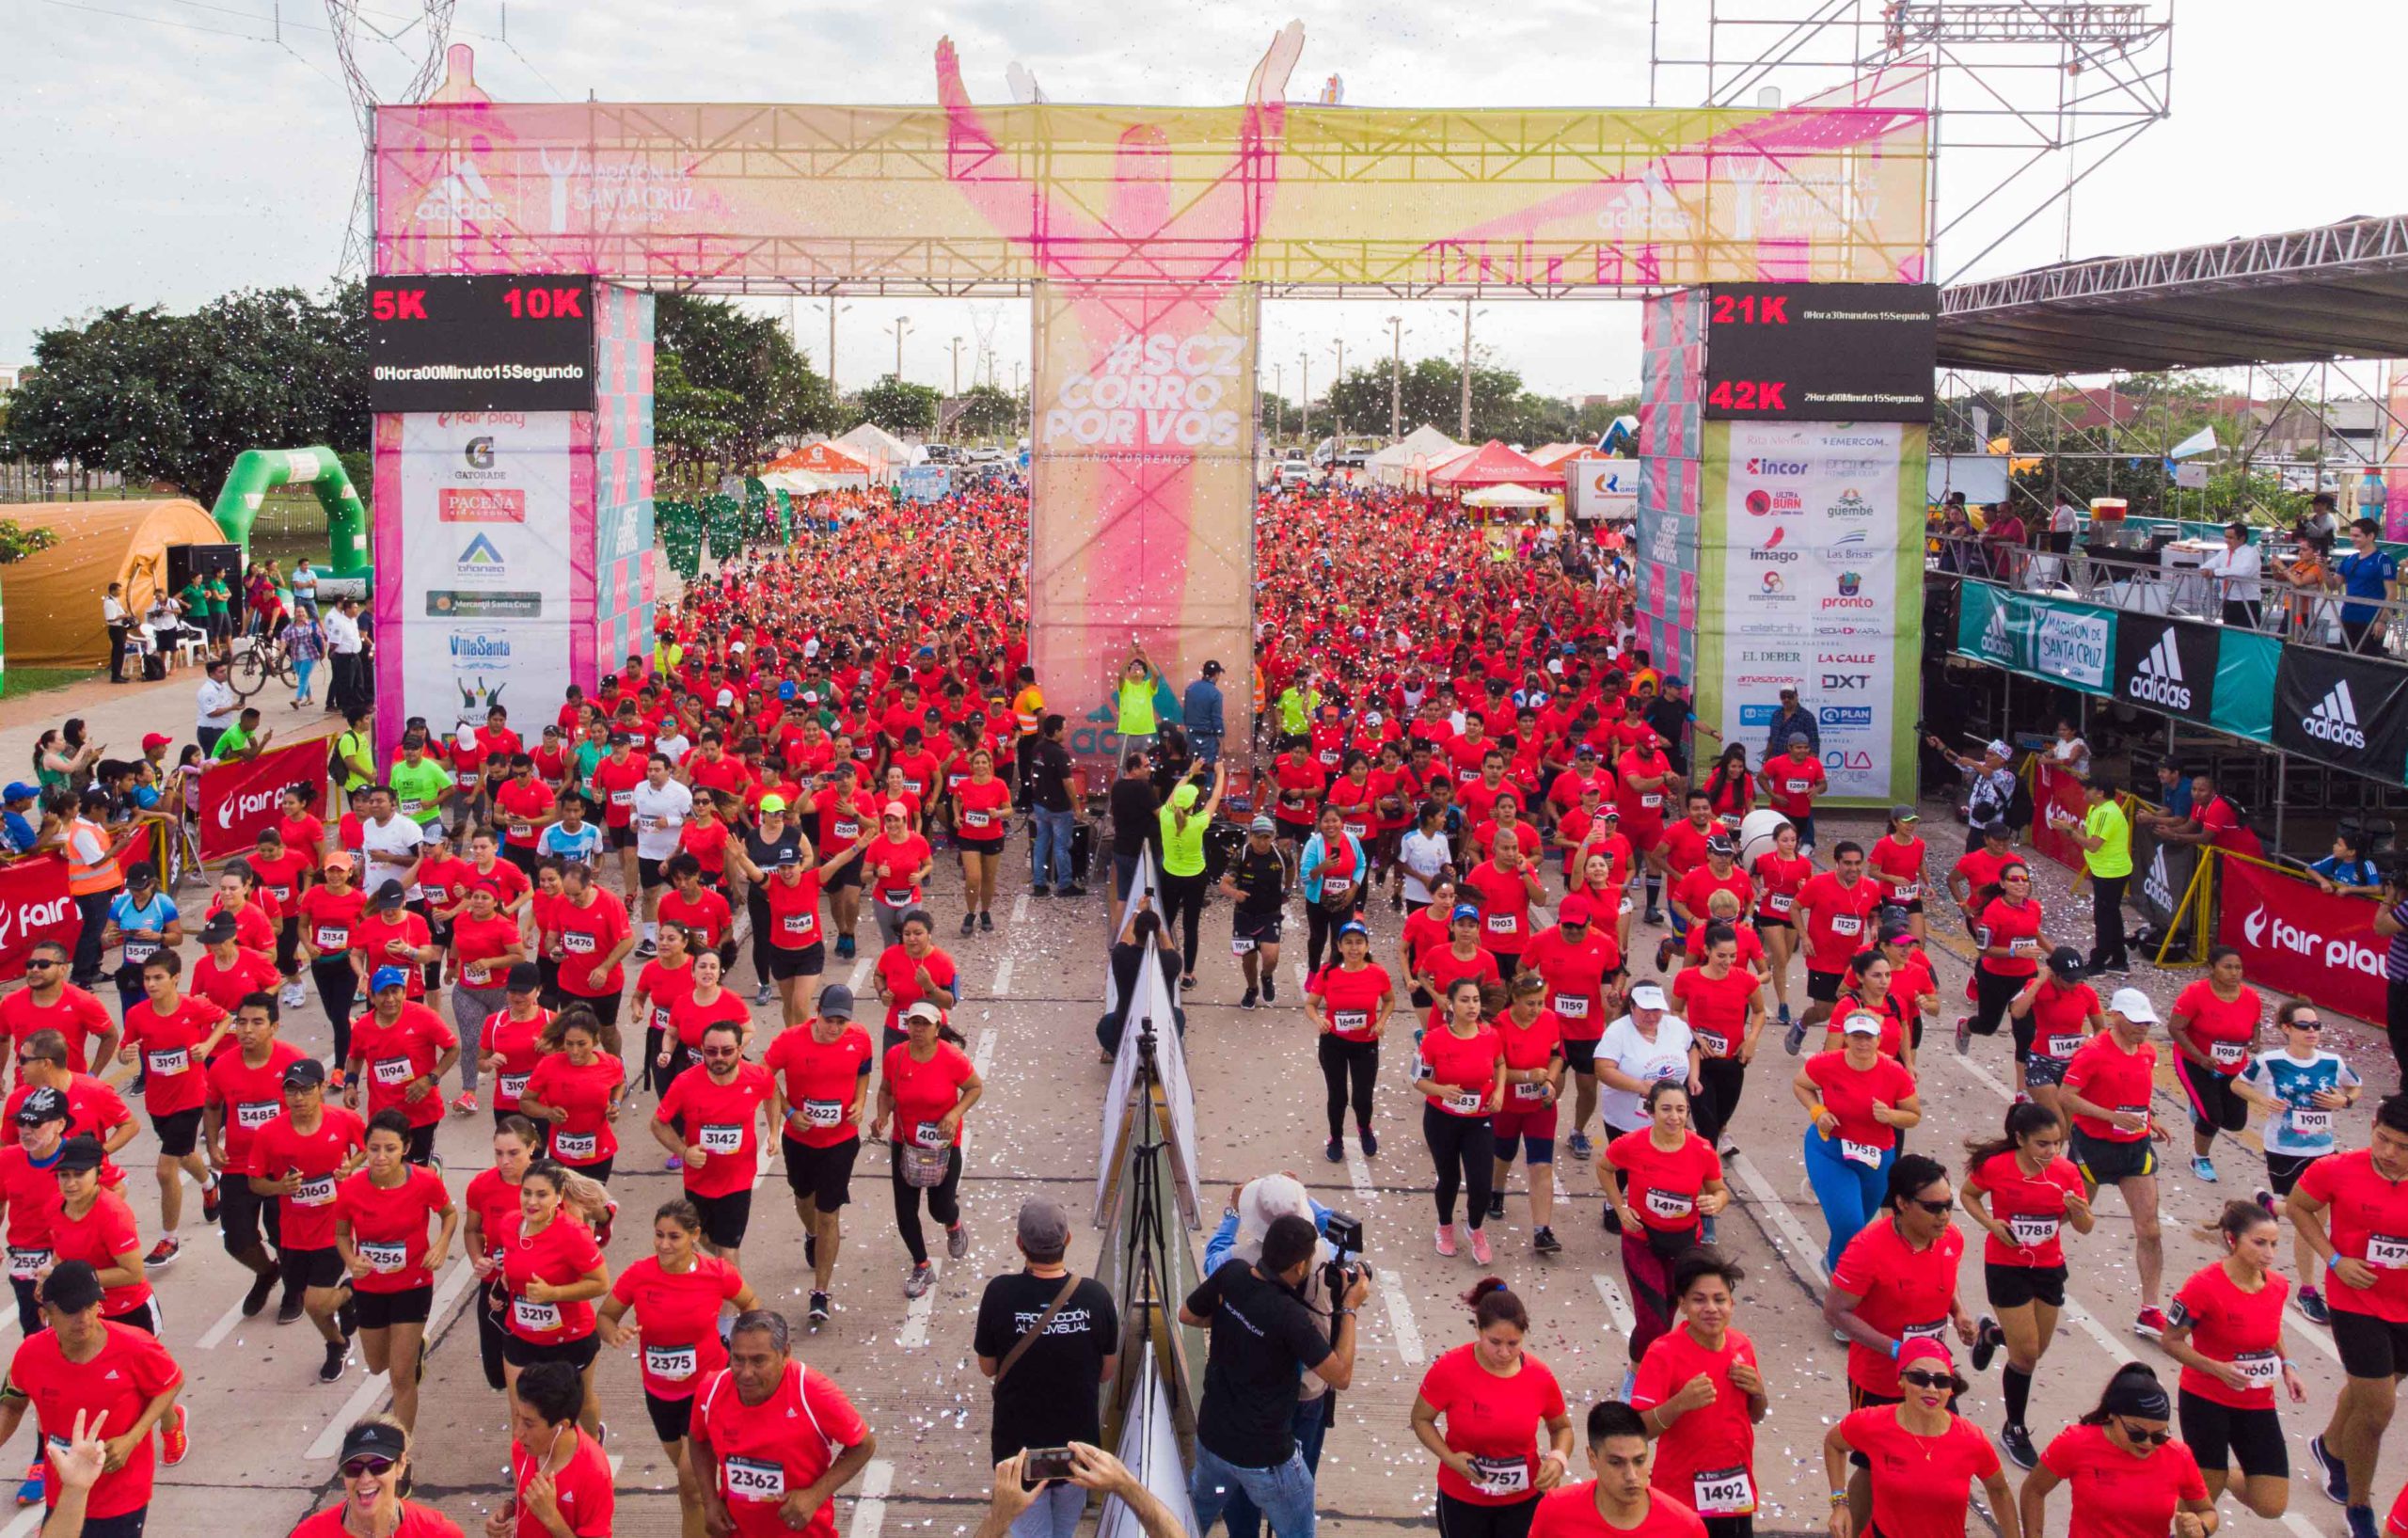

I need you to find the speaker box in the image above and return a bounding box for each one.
[165,542,242,595]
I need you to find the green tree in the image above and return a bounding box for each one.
[653,295,834,477]
[1316,357,1577,447]
[950,382,1022,440]
[653,352,748,491]
[858,374,941,436]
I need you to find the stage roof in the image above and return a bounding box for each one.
[1938,214,2408,375]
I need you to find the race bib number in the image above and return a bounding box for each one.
[6,1247,50,1281]
[358,1240,407,1274]
[1513,1081,1549,1102]
[1334,1010,1370,1035]
[1485,912,1515,935]
[1830,915,1861,937]
[2008,1213,2060,1248]
[2232,1351,2281,1388]
[122,941,157,964]
[912,1121,947,1150]
[725,1456,785,1501]
[2008,937,2039,957]
[963,810,991,831]
[373,1056,414,1086]
[499,1072,530,1101]
[2366,1233,2408,1270]
[1339,817,1370,840]
[832,820,860,842]
[1230,937,1255,955]
[1784,779,1812,795]
[2118,1103,2151,1132]
[2291,1107,2333,1138]
[1895,882,1922,901]
[510,822,533,840]
[800,1099,845,1129]
[464,962,490,987]
[314,926,348,950]
[1639,793,1663,810]
[398,799,424,816]
[513,1297,561,1333]
[1467,1456,1529,1497]
[1446,1090,1486,1116]
[236,1100,278,1130]
[1765,893,1793,915]
[610,790,635,808]
[1695,1029,1730,1058]
[562,932,596,955]
[145,1048,189,1076]
[1901,1319,1947,1344]
[553,1131,598,1162]
[1553,995,1590,1019]
[2210,1039,2246,1069]
[782,913,812,935]
[2044,1034,2085,1061]
[1646,1186,1695,1221]
[1323,879,1353,899]
[651,1005,674,1033]
[1841,1138,1883,1167]
[698,1123,744,1155]
[645,1342,700,1382]
[1693,1468,1756,1517]
[294,1175,335,1207]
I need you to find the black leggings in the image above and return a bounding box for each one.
[1305,896,1367,975]
[1621,1223,1697,1362]
[889,1143,963,1266]
[1969,966,2025,1052]
[311,958,359,1066]
[1424,1103,1496,1229]
[747,886,777,990]
[478,1289,509,1391]
[1693,1057,1746,1146]
[1435,1491,1539,1538]
[1318,1035,1379,1141]
[1158,869,1207,977]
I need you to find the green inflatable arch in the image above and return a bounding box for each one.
[209,446,372,592]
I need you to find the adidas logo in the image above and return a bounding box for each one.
[2142,845,2175,912]
[2127,633,2193,711]
[416,161,507,223]
[2303,680,2368,750]
[1980,606,2011,658]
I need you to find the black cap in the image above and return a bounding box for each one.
[53,1134,104,1173]
[283,1057,328,1090]
[199,914,238,944]
[1201,659,1225,676]
[39,1261,103,1314]
[816,983,856,1019]
[774,844,801,867]
[125,862,157,887]
[505,961,542,992]
[338,1419,410,1466]
[2048,945,2085,979]
[372,879,406,909]
[12,1087,67,1128]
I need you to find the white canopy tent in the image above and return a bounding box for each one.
[832,422,918,483]
[1365,424,1461,486]
[759,468,856,496]
[1461,483,1558,508]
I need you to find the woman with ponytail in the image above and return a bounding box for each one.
[2160,1201,2303,1519]
[1411,1277,1574,1538]
[1959,1102,2092,1469]
[2017,1363,2215,1538]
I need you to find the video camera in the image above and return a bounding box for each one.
[1322,1210,1370,1300]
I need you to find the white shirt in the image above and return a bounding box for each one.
[1594,1013,1696,1134]
[323,610,362,655]
[359,813,427,900]
[195,677,239,733]
[102,595,126,625]
[2051,499,2079,533]
[628,778,693,861]
[2205,544,2263,604]
[1398,830,1452,904]
[654,731,690,765]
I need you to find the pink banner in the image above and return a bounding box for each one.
[198,738,329,863]
[2214,856,2387,1025]
[0,858,78,984]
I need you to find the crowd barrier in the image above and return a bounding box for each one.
[196,737,328,862]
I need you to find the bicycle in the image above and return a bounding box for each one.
[228,631,295,701]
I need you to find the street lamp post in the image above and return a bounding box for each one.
[1299,350,1310,447]
[890,316,913,381]
[1331,337,1345,446]
[1386,315,1406,441]
[826,297,852,390]
[949,336,964,398]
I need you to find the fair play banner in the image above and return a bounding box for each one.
[2215,855,2386,1024]
[0,857,79,984]
[198,737,329,863]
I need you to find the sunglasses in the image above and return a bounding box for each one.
[1898,1371,1954,1389]
[1910,1197,1954,1215]
[2117,1419,2172,1447]
[22,960,55,972]
[2290,1020,2325,1031]
[701,1048,739,1061]
[341,1456,397,1479]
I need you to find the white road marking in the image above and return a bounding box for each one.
[305,1259,477,1458]
[1011,893,1030,924]
[897,1289,935,1350]
[2285,1306,2345,1366]
[195,1285,258,1350]
[1380,1276,1425,1365]
[1944,1050,2020,1103]
[609,1453,625,1478]
[973,1024,1001,1079]
[0,1506,39,1538]
[1725,1150,1830,1288]
[991,957,1014,997]
[2282,1514,2325,1538]
[1291,960,1307,992]
[1343,1150,1375,1199]
[851,1459,895,1538]
[848,955,872,991]
[1591,1273,1637,1339]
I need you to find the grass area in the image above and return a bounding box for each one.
[0,667,98,701]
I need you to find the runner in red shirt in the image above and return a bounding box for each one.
[251,1058,368,1370]
[690,1323,876,1538]
[1823,1339,2006,1538]
[351,881,436,1004]
[2166,951,2262,1183]
[762,988,873,1323]
[335,1110,457,1428]
[499,1356,616,1537]
[1671,928,1763,1147]
[2059,992,2174,1338]
[0,1259,186,1531]
[1607,1081,1728,1360]
[298,854,370,1069]
[2161,1202,2299,1515]
[1960,1102,2096,1466]
[1758,736,1827,849]
[1867,811,1930,943]
[1788,844,1885,1044]
[200,993,306,1320]
[1961,864,2050,1088]
[659,857,735,958]
[190,915,282,1017]
[1526,1401,1708,1538]
[1488,976,1566,1252]
[1523,894,1620,1160]
[115,950,232,1265]
[495,756,559,877]
[652,1023,778,1270]
[1616,736,1676,920]
[1749,821,1813,1029]
[2010,949,2103,1127]
[2023,1371,2211,1538]
[598,1203,760,1520]
[1665,832,1751,978]
[495,1162,610,1419]
[343,970,459,1165]
[1462,834,1547,977]
[518,1011,627,1181]
[1416,980,1508,1264]
[873,1010,982,1296]
[2291,1097,2408,1517]
[1411,1278,1572,1529]
[549,865,635,1026]
[1629,1248,1767,1528]
[631,925,700,1093]
[0,957,118,1082]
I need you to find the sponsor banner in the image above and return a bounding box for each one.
[2272,646,2408,774]
[396,411,576,617]
[2216,855,2386,1024]
[402,621,577,737]
[0,857,79,984]
[2112,614,2219,723]
[898,465,952,503]
[1952,586,2118,696]
[427,591,545,619]
[198,737,330,864]
[2128,819,2198,935]
[2027,764,2092,873]
[1701,282,1939,422]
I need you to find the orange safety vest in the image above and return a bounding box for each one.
[1012,685,1045,738]
[65,818,121,896]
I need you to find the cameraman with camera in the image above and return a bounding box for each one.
[1181,1210,1370,1538]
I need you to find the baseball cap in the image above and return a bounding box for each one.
[1451,903,1481,925]
[1170,784,1199,810]
[2048,946,2084,979]
[370,965,408,993]
[757,794,787,814]
[38,1261,103,1315]
[53,1135,104,1174]
[372,879,405,909]
[1559,893,1593,925]
[1629,983,1668,1009]
[1248,816,1275,834]
[1017,1197,1072,1257]
[2108,987,2159,1023]
[1878,915,1915,943]
[338,1419,410,1467]
[816,984,856,1020]
[1987,739,2013,758]
[1892,805,1921,824]
[1599,806,1621,819]
[773,844,801,867]
[283,1057,328,1089]
[1202,660,1225,676]
[902,1001,943,1025]
[505,962,543,992]
[1337,920,1369,940]
[883,801,911,819]
[125,861,157,887]
[322,851,355,874]
[1841,1011,1884,1036]
[1706,834,1736,856]
[1786,731,1812,746]
[0,783,36,803]
[198,914,238,945]
[12,1087,67,1127]
[141,733,173,753]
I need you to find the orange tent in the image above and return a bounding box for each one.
[5,498,229,668]
[764,442,873,477]
[1427,441,1563,489]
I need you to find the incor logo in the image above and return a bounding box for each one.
[2302,681,2367,750]
[2127,632,2193,711]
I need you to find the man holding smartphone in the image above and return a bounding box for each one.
[973,1199,1120,1538]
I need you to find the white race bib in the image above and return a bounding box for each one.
[699,1122,744,1155]
[314,926,348,950]
[1334,1010,1370,1035]
[6,1247,50,1281]
[1553,994,1590,1019]
[962,810,991,830]
[1485,912,1515,935]
[464,962,490,987]
[1693,1468,1756,1517]
[1446,1090,1486,1115]
[499,1072,530,1101]
[1895,882,1922,901]
[358,1240,407,1274]
[373,1056,413,1086]
[1466,1456,1529,1497]
[121,941,157,964]
[1901,1319,1947,1344]
[562,932,596,955]
[2008,1213,2059,1248]
[1830,915,1861,937]
[552,1131,597,1161]
[145,1048,189,1077]
[1513,1081,1549,1102]
[912,1121,947,1150]
[236,1100,277,1130]
[645,1342,699,1382]
[1695,1028,1730,1057]
[724,1456,785,1501]
[511,822,534,840]
[1640,793,1663,810]
[1323,879,1353,899]
[800,1099,844,1129]
[2367,1233,2408,1270]
[1765,893,1793,915]
[2231,1351,2281,1388]
[2210,1039,2246,1069]
[610,790,635,808]
[1646,1186,1695,1221]
[294,1175,335,1207]
[1230,937,1256,955]
[1841,1138,1883,1167]
[513,1296,562,1332]
[2291,1107,2334,1138]
[2044,1034,2086,1061]
[1784,779,1811,795]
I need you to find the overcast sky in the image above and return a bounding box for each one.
[5,0,2393,405]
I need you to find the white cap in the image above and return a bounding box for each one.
[1841,1012,1883,1036]
[2108,987,2159,1023]
[1629,983,1668,1009]
[1987,739,2012,758]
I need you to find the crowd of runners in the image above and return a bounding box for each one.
[0,480,2400,1538]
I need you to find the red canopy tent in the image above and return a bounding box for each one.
[1425,440,1563,490]
[763,441,874,477]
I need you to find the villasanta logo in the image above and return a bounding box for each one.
[2242,905,2384,981]
[2303,680,2368,750]
[2128,632,2193,711]
[416,160,506,223]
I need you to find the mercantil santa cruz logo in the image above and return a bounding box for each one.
[2303,681,2367,750]
[2128,632,2193,711]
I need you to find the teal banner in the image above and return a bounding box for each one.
[2210,628,2280,744]
[1952,583,2118,697]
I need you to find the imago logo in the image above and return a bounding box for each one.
[2242,905,2384,981]
[217,784,284,832]
[0,895,73,949]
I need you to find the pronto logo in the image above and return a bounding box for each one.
[2127,632,2193,711]
[2303,681,2366,750]
[2242,904,2384,981]
[1821,571,1875,611]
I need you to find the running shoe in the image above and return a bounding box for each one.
[1261,974,1277,1004]
[664,1154,684,1171]
[319,1340,347,1383]
[1058,883,1089,897]
[1777,1002,1792,1026]
[159,1403,189,1467]
[1783,1018,1808,1055]
[2348,1506,2378,1538]
[946,1223,969,1260]
[979,912,994,932]
[242,1261,281,1318]
[2255,1187,2278,1217]
[1359,1128,1377,1157]
[1643,909,1664,926]
[1565,1131,1593,1160]
[452,1091,479,1118]
[2133,1306,2169,1340]
[1487,1191,1507,1220]
[959,913,976,936]
[1532,1227,1561,1255]
[279,980,307,1009]
[835,936,857,960]
[1655,938,1673,974]
[1970,1315,2004,1372]
[1434,1225,1457,1258]
[201,1179,220,1223]
[1599,1204,1624,1236]
[633,938,657,959]
[143,1237,181,1269]
[1999,1423,2037,1472]
[808,1292,830,1325]
[905,1261,936,1299]
[277,1292,306,1325]
[2311,1435,2349,1505]
[1954,1016,1972,1055]
[326,1066,346,1092]
[2191,1156,2219,1182]
[2300,1286,2332,1325]
[1241,987,1259,1010]
[1468,1229,1493,1265]
[15,1463,40,1507]
[1028,883,1050,898]
[752,984,775,1007]
[1324,1137,1343,1163]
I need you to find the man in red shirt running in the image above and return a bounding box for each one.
[691,1309,878,1538]
[2060,990,2175,1338]
[1528,1401,1705,1538]
[2292,1093,2408,1533]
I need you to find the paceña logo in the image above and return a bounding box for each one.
[2303,681,2367,750]
[2128,632,2193,711]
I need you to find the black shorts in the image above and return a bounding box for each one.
[2023,1054,2070,1088]
[957,835,1005,856]
[2265,1150,2321,1197]
[689,1187,753,1249]
[1806,969,1845,1004]
[1234,911,1284,948]
[781,1134,861,1211]
[220,1179,271,1248]
[824,857,862,893]
[150,1107,203,1158]
[562,990,623,1028]
[644,1387,697,1444]
[638,856,669,889]
[406,1122,438,1166]
[2331,1306,2408,1380]
[2177,1388,2288,1479]
[609,824,636,850]
[1561,1039,1599,1074]
[504,1330,601,1372]
[768,943,826,981]
[1984,1261,2067,1310]
[1751,914,1791,933]
[281,1245,347,1290]
[353,1285,434,1330]
[2070,1129,2157,1186]
[2176,1058,2249,1136]
[104,1297,162,1337]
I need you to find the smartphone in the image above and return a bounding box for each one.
[1023,1447,1075,1486]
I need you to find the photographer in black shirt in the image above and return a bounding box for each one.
[974,1198,1119,1538]
[1180,1213,1369,1537]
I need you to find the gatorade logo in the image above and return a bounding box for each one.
[2302,681,2367,750]
[2127,632,2193,711]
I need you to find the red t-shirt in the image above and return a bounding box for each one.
[0,1074,129,1152]
[2169,1261,2289,1409]
[1796,872,1883,972]
[657,1062,777,1196]
[1522,925,1618,1041]
[1529,1486,1708,1538]
[671,988,752,1054]
[592,754,646,826]
[1312,963,1392,1043]
[0,989,115,1076]
[1420,1025,1503,1117]
[553,891,633,998]
[523,1053,626,1167]
[1671,968,1759,1060]
[1830,1218,1967,1397]
[692,1361,869,1538]
[499,1211,606,1343]
[118,994,229,1115]
[1415,1341,1568,1504]
[2061,1036,2157,1144]
[2296,1150,2408,1323]
[761,871,825,952]
[1869,835,1928,903]
[352,910,433,999]
[2172,982,2261,1076]
[1751,851,1813,922]
[765,1024,874,1149]
[1462,861,1537,950]
[636,958,698,1041]
[659,886,734,950]
[496,777,556,848]
[1494,1010,1564,1118]
[1631,1325,1761,1514]
[451,914,523,990]
[1837,1409,1998,1538]
[2038,1422,2206,1538]
[1672,864,1752,924]
[881,1042,975,1149]
[4,1323,183,1519]
[335,1165,453,1293]
[1609,1128,1722,1229]
[610,1254,748,1400]
[954,777,1012,839]
[1764,755,1826,818]
[2025,980,2099,1065]
[49,1187,150,1314]
[861,833,934,909]
[507,1428,615,1536]
[1964,1150,2084,1268]
[204,1041,308,1168]
[1973,896,2045,978]
[297,883,369,959]
[247,1106,367,1251]
[482,1008,549,1113]
[1803,1051,1917,1153]
[349,1003,458,1128]
[191,948,280,1016]
[876,945,959,1033]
